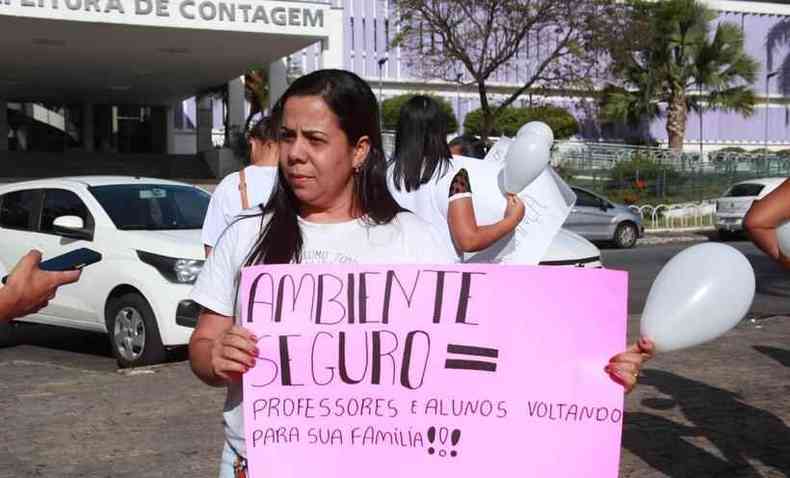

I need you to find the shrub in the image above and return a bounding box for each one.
[715,146,747,154]
[606,152,680,204]
[463,105,579,139]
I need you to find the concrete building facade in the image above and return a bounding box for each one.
[282,0,790,152]
[3,0,790,179]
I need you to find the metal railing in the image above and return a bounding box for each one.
[630,201,716,232]
[553,142,790,206]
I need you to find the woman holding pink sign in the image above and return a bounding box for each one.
[187,69,653,478]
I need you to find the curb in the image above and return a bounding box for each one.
[638,234,709,246]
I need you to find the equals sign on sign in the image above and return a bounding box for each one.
[445,344,499,372]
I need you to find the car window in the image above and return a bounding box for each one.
[0,189,39,231]
[575,189,602,208]
[89,184,210,230]
[724,183,764,197]
[171,188,209,226]
[41,189,94,234]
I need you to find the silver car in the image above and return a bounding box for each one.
[563,187,644,248]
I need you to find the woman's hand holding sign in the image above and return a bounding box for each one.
[606,337,654,393]
[190,310,258,386]
[211,325,258,382]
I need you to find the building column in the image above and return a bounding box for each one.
[81,103,94,152]
[196,95,213,153]
[0,99,7,152]
[268,58,288,110]
[321,7,345,69]
[166,103,176,154]
[227,76,245,133]
[150,106,167,154]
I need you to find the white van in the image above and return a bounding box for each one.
[715,177,787,238]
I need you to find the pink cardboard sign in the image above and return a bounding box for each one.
[240,264,628,478]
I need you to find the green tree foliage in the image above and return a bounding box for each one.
[601,0,758,151]
[381,94,459,132]
[392,0,615,141]
[244,67,269,132]
[463,105,579,139]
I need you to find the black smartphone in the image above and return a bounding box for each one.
[1,248,102,285]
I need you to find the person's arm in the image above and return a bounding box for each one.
[190,212,258,385]
[447,169,525,252]
[0,250,81,322]
[606,337,654,394]
[743,179,790,268]
[189,310,258,387]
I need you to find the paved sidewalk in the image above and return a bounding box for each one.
[620,316,790,477]
[0,315,787,477]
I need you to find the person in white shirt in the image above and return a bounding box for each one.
[201,116,279,256]
[189,70,653,478]
[387,95,525,261]
[188,69,454,478]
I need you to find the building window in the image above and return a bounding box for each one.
[385,19,390,51]
[374,19,378,52]
[362,18,367,47]
[350,17,355,50]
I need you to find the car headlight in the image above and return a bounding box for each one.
[136,251,204,284]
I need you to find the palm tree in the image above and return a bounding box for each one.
[601,0,758,152]
[766,18,790,97]
[244,67,269,133]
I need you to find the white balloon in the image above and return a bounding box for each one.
[503,131,552,193]
[517,121,554,143]
[640,242,755,352]
[777,220,790,257]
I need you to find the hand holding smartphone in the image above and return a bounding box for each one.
[1,248,102,285]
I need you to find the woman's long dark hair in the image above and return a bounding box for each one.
[244,69,404,265]
[390,95,452,192]
[245,115,278,164]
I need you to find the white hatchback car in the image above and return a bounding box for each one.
[715,177,787,238]
[0,176,602,367]
[0,176,209,367]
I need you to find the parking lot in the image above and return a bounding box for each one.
[1,239,788,477]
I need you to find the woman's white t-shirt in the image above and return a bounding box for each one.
[387,162,458,261]
[386,156,490,262]
[201,165,277,248]
[189,211,452,457]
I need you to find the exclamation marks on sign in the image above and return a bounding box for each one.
[427,426,436,455]
[450,428,461,457]
[427,426,462,458]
